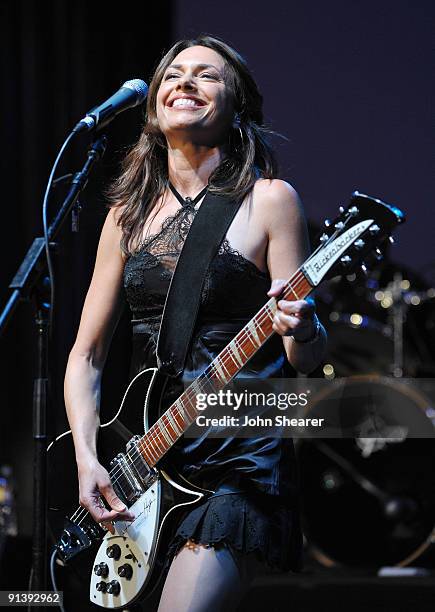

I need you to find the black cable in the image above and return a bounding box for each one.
[49,548,67,612]
[41,131,77,336]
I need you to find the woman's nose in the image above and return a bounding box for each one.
[177,73,196,90]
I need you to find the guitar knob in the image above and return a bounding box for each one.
[361,262,368,274]
[369,224,380,235]
[118,563,133,580]
[334,221,345,230]
[106,544,121,560]
[354,239,365,249]
[96,581,107,593]
[106,580,121,596]
[94,562,109,577]
[340,256,351,266]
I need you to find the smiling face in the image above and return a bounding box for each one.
[156,45,235,146]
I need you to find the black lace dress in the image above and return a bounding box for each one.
[123,201,303,572]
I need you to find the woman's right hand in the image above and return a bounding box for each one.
[78,457,135,529]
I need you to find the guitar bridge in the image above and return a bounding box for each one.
[57,517,104,562]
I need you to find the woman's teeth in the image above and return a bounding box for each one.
[172,98,202,108]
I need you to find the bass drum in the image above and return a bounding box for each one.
[297,376,435,568]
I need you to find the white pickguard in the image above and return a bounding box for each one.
[90,482,160,609]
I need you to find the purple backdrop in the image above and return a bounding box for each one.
[174,0,434,282]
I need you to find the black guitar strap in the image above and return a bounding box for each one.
[156,190,244,378]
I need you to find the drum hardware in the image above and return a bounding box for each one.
[316,265,435,378]
[371,273,435,377]
[313,439,419,521]
[298,376,435,568]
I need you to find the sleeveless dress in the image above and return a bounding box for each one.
[123,200,303,572]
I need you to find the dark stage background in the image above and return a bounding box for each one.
[1,0,434,608]
[0,0,173,537]
[175,0,434,278]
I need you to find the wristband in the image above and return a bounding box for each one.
[293,317,321,344]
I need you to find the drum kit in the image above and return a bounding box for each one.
[298,256,435,569]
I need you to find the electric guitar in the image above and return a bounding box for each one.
[48,192,404,609]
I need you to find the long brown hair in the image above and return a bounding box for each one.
[107,35,278,254]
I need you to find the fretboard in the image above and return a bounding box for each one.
[137,269,312,467]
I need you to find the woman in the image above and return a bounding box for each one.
[64,35,327,611]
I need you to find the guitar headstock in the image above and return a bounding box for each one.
[302,192,405,286]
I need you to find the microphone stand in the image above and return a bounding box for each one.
[0,134,107,591]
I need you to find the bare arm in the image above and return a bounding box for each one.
[64,208,134,524]
[259,180,327,374]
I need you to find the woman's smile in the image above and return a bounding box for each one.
[156,45,234,141]
[167,94,207,110]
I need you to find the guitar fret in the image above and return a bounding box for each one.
[166,410,182,437]
[179,395,197,422]
[198,373,217,395]
[160,414,177,441]
[253,315,267,339]
[219,354,231,378]
[245,321,261,350]
[228,341,244,367]
[234,337,248,358]
[173,399,187,422]
[264,302,276,321]
[142,437,158,465]
[170,405,187,433]
[158,421,173,446]
[150,426,166,455]
[211,357,228,385]
[189,380,203,402]
[245,321,261,348]
[287,281,300,300]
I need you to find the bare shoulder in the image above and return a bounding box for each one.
[99,206,125,254]
[251,178,305,233]
[104,206,124,234]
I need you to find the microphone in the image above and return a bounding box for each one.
[73,79,148,133]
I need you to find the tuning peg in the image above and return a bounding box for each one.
[388,236,395,244]
[369,224,380,235]
[319,233,329,243]
[339,206,345,213]
[324,219,331,227]
[348,206,359,216]
[335,221,345,230]
[375,248,383,260]
[340,256,352,266]
[354,239,365,249]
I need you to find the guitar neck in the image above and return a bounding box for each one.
[138,269,313,467]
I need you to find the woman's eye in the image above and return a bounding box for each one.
[200,73,216,79]
[165,73,180,80]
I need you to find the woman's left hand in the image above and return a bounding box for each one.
[267,279,317,342]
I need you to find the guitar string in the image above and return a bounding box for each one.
[70,215,361,526]
[137,212,361,463]
[69,226,346,528]
[69,270,309,527]
[70,268,314,527]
